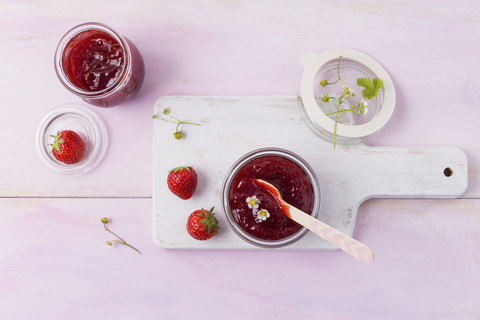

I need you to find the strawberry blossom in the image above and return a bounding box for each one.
[255,209,270,222]
[246,196,259,209]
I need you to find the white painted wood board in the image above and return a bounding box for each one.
[152,96,468,250]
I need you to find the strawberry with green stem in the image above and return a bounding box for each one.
[186,207,219,240]
[50,130,86,164]
[167,166,198,200]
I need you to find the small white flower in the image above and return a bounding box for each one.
[246,196,259,209]
[343,85,354,96]
[255,209,270,222]
[361,100,368,114]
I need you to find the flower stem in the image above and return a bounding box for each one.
[326,108,353,116]
[326,103,365,116]
[330,56,344,86]
[326,109,347,116]
[122,242,142,254]
[103,223,142,254]
[156,118,177,124]
[168,114,182,123]
[337,56,345,87]
[333,102,340,149]
[175,121,201,132]
[103,224,122,240]
[153,110,201,140]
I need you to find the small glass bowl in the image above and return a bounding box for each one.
[298,48,396,146]
[221,147,321,248]
[36,104,108,174]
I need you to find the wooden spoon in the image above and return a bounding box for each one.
[254,179,374,264]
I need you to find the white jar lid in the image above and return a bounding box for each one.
[299,48,396,139]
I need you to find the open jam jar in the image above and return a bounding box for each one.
[221,148,321,248]
[55,22,145,107]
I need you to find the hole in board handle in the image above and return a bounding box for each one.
[444,167,453,177]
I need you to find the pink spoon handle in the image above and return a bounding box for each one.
[287,206,374,264]
[253,178,374,263]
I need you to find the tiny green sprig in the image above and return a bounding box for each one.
[101,218,141,255]
[319,56,383,148]
[152,108,201,140]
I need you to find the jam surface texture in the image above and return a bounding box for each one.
[63,30,124,92]
[228,155,314,240]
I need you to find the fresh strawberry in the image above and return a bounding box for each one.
[186,207,219,240]
[50,130,86,164]
[167,166,198,200]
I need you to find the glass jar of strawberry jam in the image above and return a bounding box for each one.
[221,148,321,248]
[55,22,145,107]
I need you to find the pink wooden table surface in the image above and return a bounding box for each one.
[1,1,479,319]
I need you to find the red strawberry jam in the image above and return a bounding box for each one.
[63,30,124,92]
[228,155,314,240]
[55,23,145,107]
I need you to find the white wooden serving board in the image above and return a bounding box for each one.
[152,96,468,250]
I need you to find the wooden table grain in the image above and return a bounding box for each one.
[1,1,479,319]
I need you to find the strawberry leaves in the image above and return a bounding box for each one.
[169,166,192,174]
[50,134,64,152]
[357,77,384,99]
[186,207,219,240]
[198,207,219,235]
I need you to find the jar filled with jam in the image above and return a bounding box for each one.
[55,22,145,107]
[221,148,321,248]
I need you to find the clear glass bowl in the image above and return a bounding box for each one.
[221,147,321,248]
[298,49,396,146]
[36,104,108,174]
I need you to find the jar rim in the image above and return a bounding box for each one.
[299,49,396,139]
[221,147,321,248]
[54,22,132,98]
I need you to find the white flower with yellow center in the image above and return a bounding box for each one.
[256,209,270,222]
[342,85,354,96]
[246,196,259,209]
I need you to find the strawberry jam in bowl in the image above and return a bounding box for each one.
[55,22,144,107]
[221,148,321,248]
